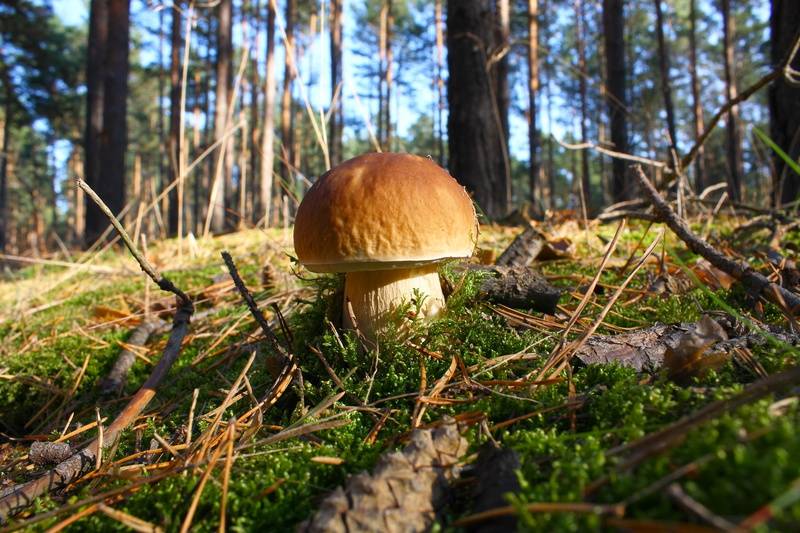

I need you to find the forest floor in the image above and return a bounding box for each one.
[1,214,799,531]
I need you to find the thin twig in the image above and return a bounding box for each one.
[75,178,192,307]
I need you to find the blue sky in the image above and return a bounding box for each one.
[50,0,536,163]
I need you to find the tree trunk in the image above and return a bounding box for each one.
[653,0,678,155]
[280,0,295,194]
[435,0,445,165]
[527,0,539,206]
[602,0,629,201]
[575,0,591,209]
[688,0,707,193]
[0,85,9,253]
[495,0,510,146]
[721,0,743,201]
[329,0,343,166]
[249,0,261,223]
[168,1,182,236]
[447,0,509,219]
[85,0,130,245]
[211,0,233,234]
[769,0,800,205]
[260,0,277,227]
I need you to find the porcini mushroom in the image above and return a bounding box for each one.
[293,152,477,339]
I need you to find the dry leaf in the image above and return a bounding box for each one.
[664,315,730,384]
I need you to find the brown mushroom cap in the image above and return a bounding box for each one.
[294,152,478,273]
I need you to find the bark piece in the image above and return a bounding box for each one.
[28,442,74,467]
[467,444,520,533]
[299,418,468,533]
[99,319,166,395]
[495,226,545,268]
[476,265,561,314]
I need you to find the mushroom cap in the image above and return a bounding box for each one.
[294,152,478,273]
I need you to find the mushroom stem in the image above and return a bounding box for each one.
[343,264,445,339]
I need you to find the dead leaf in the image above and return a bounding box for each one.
[692,258,735,290]
[664,315,730,384]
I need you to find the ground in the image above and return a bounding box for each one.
[0,219,799,531]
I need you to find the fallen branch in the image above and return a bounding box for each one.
[634,165,800,315]
[99,319,167,395]
[0,181,195,522]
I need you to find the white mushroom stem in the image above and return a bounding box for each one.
[343,264,445,339]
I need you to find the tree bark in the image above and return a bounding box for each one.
[688,0,707,193]
[168,1,182,237]
[260,0,277,227]
[211,0,233,234]
[575,0,591,209]
[495,0,510,147]
[279,0,295,202]
[329,0,343,166]
[721,0,744,201]
[0,85,9,253]
[653,0,678,155]
[769,0,800,205]
[249,0,261,223]
[527,0,539,205]
[602,0,629,201]
[435,0,445,165]
[447,0,509,220]
[85,0,130,246]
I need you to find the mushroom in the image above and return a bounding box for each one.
[293,152,477,339]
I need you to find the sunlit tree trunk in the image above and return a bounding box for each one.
[249,0,261,222]
[434,0,445,165]
[688,0,707,192]
[261,0,277,227]
[279,0,296,214]
[329,0,343,166]
[495,0,510,145]
[211,0,232,234]
[527,0,539,205]
[575,0,590,208]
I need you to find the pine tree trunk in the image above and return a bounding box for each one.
[447,0,509,219]
[0,93,8,254]
[260,0,277,227]
[654,0,677,155]
[688,0,707,193]
[249,0,261,223]
[527,0,539,205]
[576,0,591,209]
[211,0,233,234]
[280,0,295,195]
[435,0,445,165]
[721,0,743,201]
[329,0,343,166]
[495,0,510,146]
[168,1,182,236]
[385,3,394,151]
[769,0,800,205]
[602,0,629,201]
[85,0,130,245]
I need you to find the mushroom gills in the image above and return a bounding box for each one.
[343,264,445,338]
